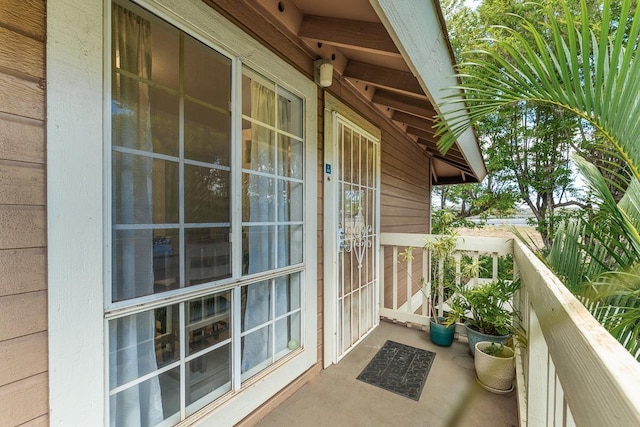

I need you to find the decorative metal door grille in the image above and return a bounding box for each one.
[336,118,379,356]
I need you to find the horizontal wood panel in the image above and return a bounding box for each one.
[0,291,47,342]
[0,26,44,79]
[0,332,47,386]
[381,223,429,234]
[0,372,48,426]
[0,248,46,297]
[0,0,45,40]
[381,145,430,183]
[21,414,49,427]
[0,160,45,205]
[381,180,429,202]
[382,148,430,183]
[0,205,46,249]
[0,72,45,120]
[381,197,428,212]
[382,172,426,189]
[0,117,45,163]
[381,204,429,218]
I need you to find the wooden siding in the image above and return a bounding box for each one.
[211,1,433,424]
[0,0,48,426]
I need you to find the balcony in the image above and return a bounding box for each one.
[258,233,640,427]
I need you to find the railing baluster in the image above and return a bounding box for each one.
[422,250,429,316]
[406,247,412,314]
[379,245,385,311]
[392,245,398,310]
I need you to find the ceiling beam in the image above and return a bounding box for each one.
[391,111,436,132]
[433,174,479,185]
[418,138,466,163]
[406,126,436,141]
[430,153,474,175]
[343,61,423,95]
[372,90,436,118]
[298,15,400,56]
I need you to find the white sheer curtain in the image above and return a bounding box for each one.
[243,80,299,371]
[275,96,291,352]
[110,4,163,426]
[242,81,275,372]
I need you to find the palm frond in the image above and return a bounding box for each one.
[436,0,640,181]
[583,269,640,361]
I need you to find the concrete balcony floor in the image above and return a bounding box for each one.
[257,320,518,427]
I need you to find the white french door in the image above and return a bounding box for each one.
[327,114,380,361]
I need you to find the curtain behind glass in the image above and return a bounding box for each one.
[111,4,163,426]
[243,81,275,371]
[275,97,291,353]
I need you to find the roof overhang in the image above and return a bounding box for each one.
[370,0,487,184]
[206,0,486,184]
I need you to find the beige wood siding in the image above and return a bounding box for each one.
[200,6,432,425]
[0,0,48,426]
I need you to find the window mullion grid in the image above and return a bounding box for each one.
[357,133,362,339]
[232,286,242,391]
[273,86,279,271]
[338,123,344,356]
[271,278,276,364]
[178,31,186,420]
[179,301,186,420]
[231,58,243,392]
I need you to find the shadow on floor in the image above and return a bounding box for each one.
[257,320,518,427]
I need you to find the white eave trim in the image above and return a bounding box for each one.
[369,0,487,181]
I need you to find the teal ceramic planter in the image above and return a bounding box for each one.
[429,317,455,346]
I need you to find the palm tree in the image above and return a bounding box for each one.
[436,0,640,359]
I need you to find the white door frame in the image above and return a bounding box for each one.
[323,93,381,367]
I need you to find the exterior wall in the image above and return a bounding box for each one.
[380,129,431,309]
[0,0,432,424]
[201,2,433,424]
[0,0,49,426]
[217,3,432,424]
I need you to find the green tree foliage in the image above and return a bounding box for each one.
[437,0,640,359]
[440,0,605,249]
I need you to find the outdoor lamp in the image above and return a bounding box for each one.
[314,58,333,87]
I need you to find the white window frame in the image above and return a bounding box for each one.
[48,0,317,425]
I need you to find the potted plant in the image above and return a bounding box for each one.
[446,278,519,355]
[400,232,458,346]
[474,341,515,393]
[422,233,458,346]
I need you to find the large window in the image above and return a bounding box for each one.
[108,1,306,425]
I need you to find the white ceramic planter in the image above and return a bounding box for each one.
[474,341,515,393]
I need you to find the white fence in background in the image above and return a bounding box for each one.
[379,233,512,326]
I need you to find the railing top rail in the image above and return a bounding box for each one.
[514,239,640,426]
[380,232,513,254]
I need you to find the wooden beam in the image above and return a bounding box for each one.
[391,110,436,132]
[433,174,479,185]
[418,139,467,164]
[343,60,423,95]
[372,90,436,118]
[406,126,436,141]
[430,154,473,175]
[203,0,315,77]
[417,137,464,157]
[298,15,399,56]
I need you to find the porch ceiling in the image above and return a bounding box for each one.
[207,0,486,184]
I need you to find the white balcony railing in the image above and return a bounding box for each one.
[379,233,640,427]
